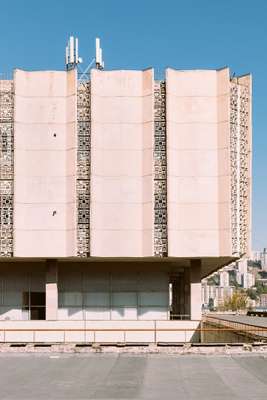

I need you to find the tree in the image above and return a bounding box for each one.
[246,288,258,301]
[208,297,214,311]
[207,275,219,286]
[222,291,248,311]
[255,281,267,296]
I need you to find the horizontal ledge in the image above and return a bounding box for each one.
[14,229,77,232]
[167,201,230,204]
[14,121,77,125]
[91,121,154,125]
[91,174,153,178]
[90,178,151,183]
[14,122,76,125]
[91,148,153,152]
[166,92,230,99]
[14,148,77,152]
[90,201,153,205]
[92,120,153,125]
[168,228,230,232]
[90,229,153,232]
[166,120,229,125]
[167,147,229,151]
[14,175,77,178]
[14,202,76,205]
[14,94,76,99]
[167,174,231,178]
[91,93,153,99]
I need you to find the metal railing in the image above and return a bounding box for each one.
[204,315,267,341]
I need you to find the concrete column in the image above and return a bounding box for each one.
[190,259,202,320]
[46,259,58,320]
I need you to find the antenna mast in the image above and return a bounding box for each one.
[65,36,82,71]
[65,36,105,81]
[95,38,104,69]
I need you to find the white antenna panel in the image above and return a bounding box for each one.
[95,37,104,69]
[69,36,74,63]
[65,46,69,65]
[75,38,79,63]
[96,38,101,64]
[99,48,102,66]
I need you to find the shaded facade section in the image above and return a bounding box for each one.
[0,260,201,322]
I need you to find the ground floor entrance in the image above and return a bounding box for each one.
[0,259,202,322]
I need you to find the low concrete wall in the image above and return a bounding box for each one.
[0,320,201,344]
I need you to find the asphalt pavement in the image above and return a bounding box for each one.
[0,353,266,399]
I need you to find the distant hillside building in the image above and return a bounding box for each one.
[252,248,267,271]
[260,294,267,308]
[219,271,230,287]
[0,51,252,342]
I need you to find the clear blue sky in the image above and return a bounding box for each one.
[0,0,266,250]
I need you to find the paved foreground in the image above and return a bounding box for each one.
[0,353,266,399]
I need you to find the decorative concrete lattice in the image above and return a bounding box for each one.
[154,81,167,256]
[239,84,250,255]
[230,81,250,256]
[0,80,13,256]
[77,82,90,256]
[230,82,239,255]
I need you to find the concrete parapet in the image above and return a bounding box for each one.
[0,320,201,344]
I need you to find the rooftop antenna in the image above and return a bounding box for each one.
[66,36,105,82]
[78,37,105,82]
[65,36,82,71]
[95,37,104,69]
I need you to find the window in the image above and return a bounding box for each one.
[23,292,45,320]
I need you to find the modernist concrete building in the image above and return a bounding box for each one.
[0,60,252,342]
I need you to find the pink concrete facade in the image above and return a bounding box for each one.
[7,67,251,263]
[166,68,232,257]
[13,69,77,257]
[90,69,154,256]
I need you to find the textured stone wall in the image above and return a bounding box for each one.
[154,81,167,256]
[0,80,13,256]
[77,81,90,256]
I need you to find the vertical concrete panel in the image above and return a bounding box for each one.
[217,68,232,256]
[90,69,154,256]
[13,69,77,257]
[166,68,230,257]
